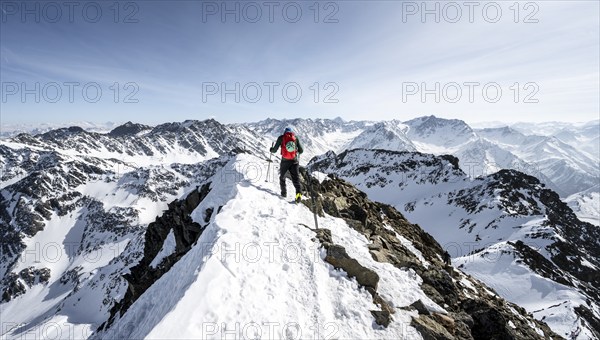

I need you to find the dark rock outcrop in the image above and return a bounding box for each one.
[1,267,51,302]
[300,169,559,339]
[100,183,212,330]
[324,244,380,291]
[303,224,392,326]
[108,122,151,137]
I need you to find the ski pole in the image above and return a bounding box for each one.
[306,167,319,229]
[265,142,274,182]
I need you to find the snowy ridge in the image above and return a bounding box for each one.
[1,153,558,339]
[98,154,438,339]
[94,154,556,340]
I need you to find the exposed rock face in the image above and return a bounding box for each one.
[101,183,213,330]
[1,267,51,302]
[303,225,392,326]
[108,122,151,137]
[324,242,380,290]
[412,314,456,340]
[300,169,559,339]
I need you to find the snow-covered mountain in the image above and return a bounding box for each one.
[1,116,598,339]
[346,120,417,152]
[0,148,230,337]
[551,122,600,162]
[0,147,558,339]
[251,116,598,198]
[510,120,599,137]
[309,149,600,339]
[404,116,479,153]
[476,127,599,197]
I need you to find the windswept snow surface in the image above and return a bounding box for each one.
[455,243,594,340]
[101,154,437,340]
[149,229,176,268]
[566,186,600,226]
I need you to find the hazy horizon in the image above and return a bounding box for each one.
[1,114,598,132]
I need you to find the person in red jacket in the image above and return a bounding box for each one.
[270,127,304,202]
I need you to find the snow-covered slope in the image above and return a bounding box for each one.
[404,116,479,154]
[1,150,558,339]
[346,121,416,152]
[566,185,600,226]
[477,127,599,197]
[310,149,600,339]
[453,241,594,339]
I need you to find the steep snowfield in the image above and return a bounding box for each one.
[347,121,416,152]
[99,154,435,339]
[404,116,478,153]
[566,186,600,226]
[0,150,229,339]
[455,243,594,339]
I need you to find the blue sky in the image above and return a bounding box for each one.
[1,0,598,125]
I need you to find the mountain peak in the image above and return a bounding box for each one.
[108,121,151,137]
[40,126,87,139]
[403,116,475,149]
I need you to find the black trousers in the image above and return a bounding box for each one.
[279,160,302,195]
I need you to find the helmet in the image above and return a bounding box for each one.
[284,127,293,133]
